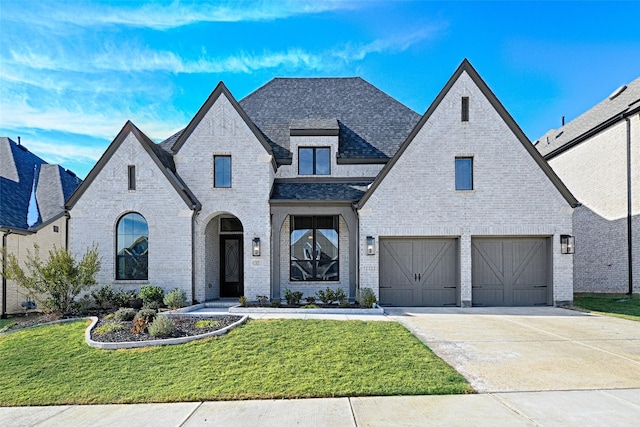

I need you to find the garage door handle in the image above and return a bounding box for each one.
[414,274,417,281]
[418,273,421,281]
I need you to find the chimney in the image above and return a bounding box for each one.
[561,116,565,126]
[17,136,21,145]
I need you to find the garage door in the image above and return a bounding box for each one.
[472,237,551,306]
[380,238,458,306]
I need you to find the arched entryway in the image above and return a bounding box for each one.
[204,214,244,300]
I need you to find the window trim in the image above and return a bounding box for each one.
[298,147,331,175]
[128,165,136,191]
[461,96,469,122]
[455,157,473,191]
[290,215,339,282]
[115,212,149,280]
[214,155,232,188]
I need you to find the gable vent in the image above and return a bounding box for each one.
[608,85,627,100]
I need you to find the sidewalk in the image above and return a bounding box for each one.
[3,389,640,426]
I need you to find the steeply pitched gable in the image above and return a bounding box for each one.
[169,81,277,170]
[358,59,579,208]
[66,121,200,210]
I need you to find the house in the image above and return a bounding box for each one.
[66,59,577,307]
[535,77,640,294]
[1,137,82,316]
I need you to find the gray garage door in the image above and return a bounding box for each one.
[379,238,458,306]
[472,237,551,306]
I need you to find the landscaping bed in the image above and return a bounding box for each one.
[90,314,243,343]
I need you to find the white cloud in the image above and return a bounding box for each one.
[4,1,357,30]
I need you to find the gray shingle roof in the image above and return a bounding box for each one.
[0,137,82,230]
[536,76,640,157]
[271,179,374,202]
[238,78,421,162]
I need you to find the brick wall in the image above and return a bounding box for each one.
[173,93,274,302]
[2,217,67,314]
[548,115,639,293]
[69,133,193,300]
[359,71,574,306]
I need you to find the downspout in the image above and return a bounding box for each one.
[65,211,70,250]
[191,206,201,304]
[626,117,633,295]
[2,230,10,319]
[351,202,360,302]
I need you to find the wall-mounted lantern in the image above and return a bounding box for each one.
[560,235,575,254]
[252,237,261,256]
[366,236,375,255]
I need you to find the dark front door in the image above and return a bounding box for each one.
[220,235,243,297]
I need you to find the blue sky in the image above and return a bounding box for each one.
[1,0,639,179]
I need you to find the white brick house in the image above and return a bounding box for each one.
[536,77,640,294]
[66,59,578,307]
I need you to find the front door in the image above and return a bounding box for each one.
[220,235,243,297]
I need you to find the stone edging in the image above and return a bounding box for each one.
[228,306,385,315]
[85,315,249,350]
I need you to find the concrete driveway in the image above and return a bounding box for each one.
[386,307,640,393]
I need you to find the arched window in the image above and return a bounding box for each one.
[116,212,148,280]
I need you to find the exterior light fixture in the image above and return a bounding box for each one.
[252,237,261,256]
[560,235,575,254]
[366,236,375,255]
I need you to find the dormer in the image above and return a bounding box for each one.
[289,119,339,177]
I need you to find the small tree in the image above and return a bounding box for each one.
[2,244,101,315]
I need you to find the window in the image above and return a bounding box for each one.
[455,157,473,190]
[214,155,231,188]
[299,147,330,175]
[290,216,339,281]
[461,97,469,122]
[116,212,148,280]
[128,165,136,190]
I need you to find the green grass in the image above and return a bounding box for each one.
[0,319,14,330]
[573,293,640,322]
[0,319,472,406]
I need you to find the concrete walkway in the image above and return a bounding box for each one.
[3,307,640,426]
[3,389,640,426]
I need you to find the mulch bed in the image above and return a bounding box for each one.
[2,311,243,343]
[90,315,242,343]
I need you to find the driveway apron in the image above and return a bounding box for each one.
[386,307,640,393]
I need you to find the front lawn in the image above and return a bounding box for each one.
[573,293,640,322]
[0,319,472,405]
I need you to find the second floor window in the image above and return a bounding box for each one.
[214,155,231,188]
[299,147,330,175]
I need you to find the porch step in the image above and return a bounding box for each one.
[201,300,239,308]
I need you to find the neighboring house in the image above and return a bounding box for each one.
[66,59,578,307]
[536,77,640,294]
[1,137,82,316]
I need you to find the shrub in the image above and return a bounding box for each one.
[195,319,220,328]
[131,308,156,334]
[239,296,248,307]
[316,288,334,304]
[114,307,136,321]
[256,295,269,307]
[305,296,316,305]
[163,289,187,309]
[148,315,176,337]
[270,300,281,308]
[143,300,161,310]
[72,295,93,315]
[284,289,304,305]
[95,323,126,335]
[139,285,164,306]
[92,285,117,309]
[356,287,377,308]
[114,289,137,308]
[334,288,346,304]
[303,304,318,309]
[339,299,351,308]
[2,244,100,315]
